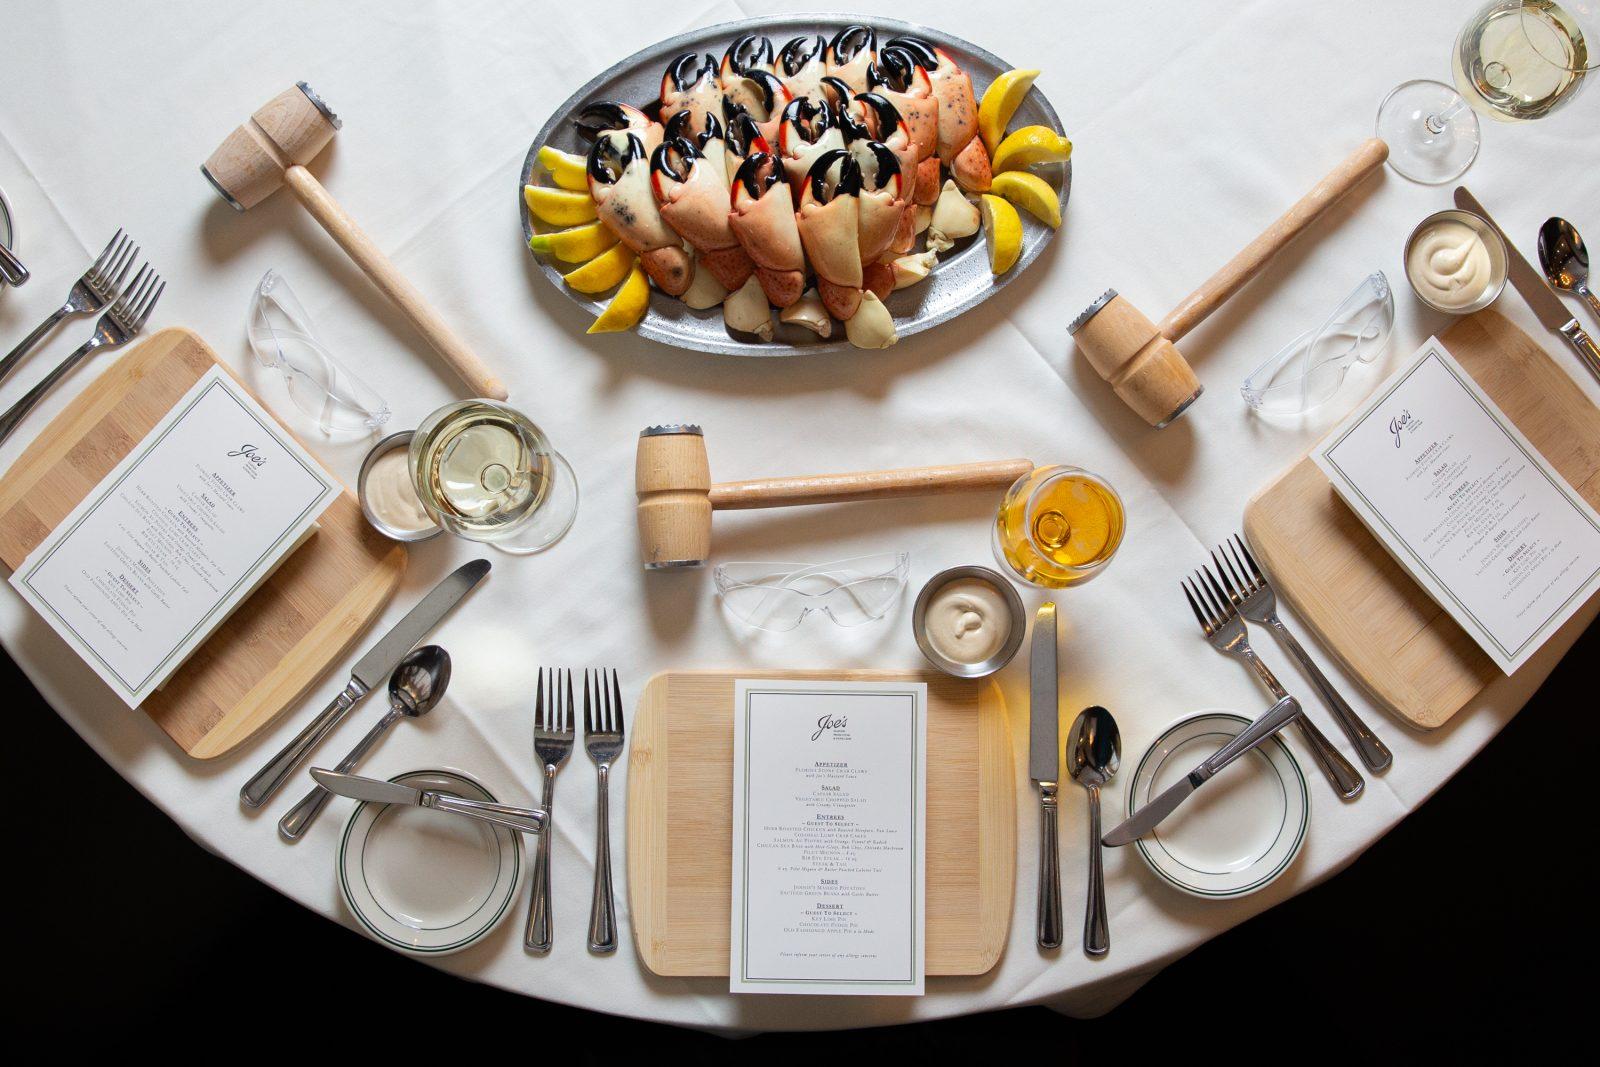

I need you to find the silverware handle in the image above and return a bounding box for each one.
[241,680,364,808]
[1240,645,1363,799]
[1037,784,1062,949]
[427,792,547,835]
[588,762,617,953]
[1577,285,1600,322]
[1267,616,1391,772]
[0,242,28,286]
[1201,695,1304,777]
[0,306,68,386]
[1560,320,1600,382]
[277,709,398,839]
[1083,785,1108,958]
[0,337,95,445]
[525,765,556,953]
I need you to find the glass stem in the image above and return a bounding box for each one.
[1426,95,1471,134]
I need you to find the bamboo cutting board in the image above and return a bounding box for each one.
[627,670,1016,977]
[0,327,408,757]
[1243,310,1600,729]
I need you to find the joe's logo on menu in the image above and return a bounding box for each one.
[811,714,849,742]
[228,444,267,467]
[1388,409,1418,449]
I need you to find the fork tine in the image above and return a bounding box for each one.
[1199,566,1236,622]
[1234,534,1266,584]
[1181,579,1212,635]
[113,264,149,315]
[563,668,574,732]
[1210,549,1241,605]
[107,248,140,302]
[1191,572,1222,628]
[130,278,164,330]
[1215,547,1251,602]
[584,668,594,735]
[1224,539,1256,595]
[534,667,545,728]
[611,669,624,734]
[87,229,124,279]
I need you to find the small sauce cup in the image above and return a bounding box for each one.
[1403,208,1508,315]
[912,565,1025,678]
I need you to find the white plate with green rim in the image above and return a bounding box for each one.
[337,768,522,955]
[1127,711,1308,899]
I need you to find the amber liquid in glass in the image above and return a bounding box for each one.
[995,466,1125,588]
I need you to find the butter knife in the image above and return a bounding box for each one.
[1030,602,1062,949]
[1454,187,1600,382]
[240,558,491,807]
[311,768,546,835]
[1102,696,1303,847]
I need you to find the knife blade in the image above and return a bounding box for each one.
[1029,602,1062,949]
[1102,695,1303,847]
[240,558,492,807]
[312,768,547,835]
[1454,187,1600,382]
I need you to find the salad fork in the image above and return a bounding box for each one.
[525,667,574,954]
[0,230,137,384]
[1213,535,1392,772]
[584,668,625,954]
[0,263,164,447]
[1184,568,1364,799]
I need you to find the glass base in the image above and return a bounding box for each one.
[1376,79,1481,184]
[482,450,579,555]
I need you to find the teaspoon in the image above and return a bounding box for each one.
[1538,217,1600,322]
[1068,705,1121,958]
[278,645,451,839]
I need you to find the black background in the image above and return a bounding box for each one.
[10,631,1590,1056]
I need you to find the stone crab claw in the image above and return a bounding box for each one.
[649,137,755,293]
[848,141,907,292]
[776,34,829,101]
[826,25,877,94]
[722,109,771,181]
[850,93,919,253]
[777,97,845,192]
[573,100,663,156]
[729,151,806,309]
[869,46,940,204]
[796,148,864,321]
[659,52,724,137]
[721,69,792,146]
[720,33,775,88]
[884,35,990,192]
[587,133,693,296]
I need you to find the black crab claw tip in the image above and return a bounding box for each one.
[734,151,779,199]
[723,33,774,75]
[725,110,765,154]
[699,112,724,143]
[829,25,876,63]
[664,109,694,140]
[666,52,715,92]
[855,91,901,134]
[586,132,640,184]
[884,36,937,69]
[780,96,832,136]
[819,75,854,108]
[747,69,785,111]
[806,148,856,202]
[573,101,632,140]
[836,104,870,144]
[865,140,900,186]
[650,136,701,183]
[778,33,826,74]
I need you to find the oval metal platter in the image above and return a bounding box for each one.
[520,13,1069,356]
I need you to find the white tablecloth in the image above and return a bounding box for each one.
[3,0,1596,1031]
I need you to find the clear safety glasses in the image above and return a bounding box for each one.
[1240,272,1395,416]
[713,553,911,632]
[247,270,391,433]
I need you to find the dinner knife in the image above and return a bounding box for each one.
[1454,186,1600,383]
[1030,602,1062,950]
[311,769,546,835]
[240,558,491,808]
[1102,695,1303,847]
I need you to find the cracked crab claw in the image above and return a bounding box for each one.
[776,34,829,101]
[796,148,864,320]
[777,97,845,191]
[721,69,793,146]
[826,24,877,94]
[729,151,805,309]
[587,133,693,296]
[848,141,906,299]
[869,46,940,205]
[574,100,663,156]
[659,52,724,138]
[885,35,990,191]
[721,109,771,183]
[720,33,775,88]
[666,110,729,185]
[650,136,754,292]
[847,92,918,254]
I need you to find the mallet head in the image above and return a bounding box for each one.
[1069,289,1203,429]
[202,82,342,211]
[635,424,713,569]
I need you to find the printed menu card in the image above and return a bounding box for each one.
[10,367,337,707]
[730,679,927,996]
[1314,338,1600,674]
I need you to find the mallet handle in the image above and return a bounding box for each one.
[709,459,1034,510]
[1157,138,1389,343]
[283,166,508,401]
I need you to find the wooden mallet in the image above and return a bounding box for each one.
[203,83,507,401]
[1069,138,1389,428]
[635,425,1033,568]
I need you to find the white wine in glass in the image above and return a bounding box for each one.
[1453,1,1593,121]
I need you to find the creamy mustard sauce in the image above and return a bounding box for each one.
[924,577,1010,664]
[1407,220,1494,309]
[365,447,437,536]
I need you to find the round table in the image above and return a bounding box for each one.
[2,0,1596,1031]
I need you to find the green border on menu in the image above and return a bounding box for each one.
[738,687,921,987]
[17,374,335,696]
[1322,345,1600,663]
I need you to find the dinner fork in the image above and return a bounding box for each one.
[1213,536,1392,772]
[0,264,164,447]
[0,230,137,384]
[584,668,625,954]
[1184,568,1364,799]
[525,667,574,954]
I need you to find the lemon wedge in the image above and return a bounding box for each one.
[524,184,597,226]
[989,171,1061,229]
[562,242,635,294]
[978,68,1040,154]
[979,194,1022,275]
[537,145,590,191]
[528,220,619,263]
[991,126,1072,173]
[587,262,650,334]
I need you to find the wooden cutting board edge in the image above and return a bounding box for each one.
[626,669,1016,978]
